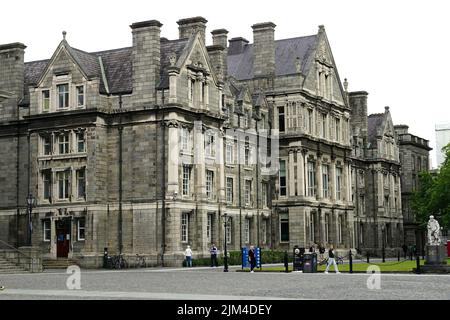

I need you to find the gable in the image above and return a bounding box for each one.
[178,33,220,86]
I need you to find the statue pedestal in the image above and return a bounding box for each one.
[420,244,450,274]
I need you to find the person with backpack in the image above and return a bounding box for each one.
[325,245,340,274]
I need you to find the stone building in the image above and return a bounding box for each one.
[394,125,432,253]
[0,16,419,267]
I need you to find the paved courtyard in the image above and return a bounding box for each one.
[0,266,449,300]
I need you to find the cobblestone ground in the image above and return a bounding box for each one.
[0,266,449,300]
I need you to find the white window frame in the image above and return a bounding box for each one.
[226,177,233,204]
[226,142,234,164]
[77,168,86,199]
[77,218,86,241]
[43,220,51,242]
[206,170,214,199]
[336,167,342,200]
[42,90,50,112]
[76,85,85,108]
[42,135,52,155]
[322,164,329,198]
[58,133,70,154]
[42,170,52,201]
[77,131,86,153]
[57,83,70,109]
[307,161,316,197]
[182,165,191,197]
[181,213,189,243]
[205,133,215,157]
[57,170,70,200]
[244,218,250,244]
[244,179,252,206]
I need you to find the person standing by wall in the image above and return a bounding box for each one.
[184,245,193,267]
[210,244,218,267]
[248,246,256,273]
[325,245,340,274]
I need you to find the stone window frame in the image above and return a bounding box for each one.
[57,132,70,155]
[206,169,215,200]
[41,89,50,112]
[225,176,234,205]
[321,160,330,199]
[76,84,86,108]
[75,129,87,154]
[181,212,189,243]
[41,169,52,202]
[43,219,51,242]
[76,167,86,201]
[279,212,290,243]
[77,217,86,241]
[307,157,317,198]
[206,213,214,244]
[182,164,191,197]
[244,217,251,244]
[56,83,70,110]
[279,158,287,197]
[56,169,71,201]
[244,178,252,207]
[335,163,343,201]
[261,181,268,209]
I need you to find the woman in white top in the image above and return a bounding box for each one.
[184,245,193,267]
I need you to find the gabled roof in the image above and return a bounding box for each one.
[23,38,190,96]
[227,35,318,80]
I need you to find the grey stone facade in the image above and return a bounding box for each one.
[0,16,429,267]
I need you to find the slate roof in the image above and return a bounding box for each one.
[227,35,318,80]
[23,38,189,96]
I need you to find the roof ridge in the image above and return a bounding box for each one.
[25,58,50,64]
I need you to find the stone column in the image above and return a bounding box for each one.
[167,120,179,198]
[296,149,304,196]
[289,150,295,196]
[168,67,179,104]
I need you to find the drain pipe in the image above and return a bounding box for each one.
[161,90,166,267]
[118,95,123,254]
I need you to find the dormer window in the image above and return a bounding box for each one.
[42,90,50,112]
[57,84,69,109]
[76,85,85,107]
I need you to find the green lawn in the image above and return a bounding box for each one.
[237,259,450,273]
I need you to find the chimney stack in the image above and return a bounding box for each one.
[228,37,249,55]
[349,91,369,135]
[177,17,208,43]
[0,42,26,120]
[130,20,162,107]
[252,22,276,78]
[210,29,228,80]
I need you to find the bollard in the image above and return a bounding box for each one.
[398,250,400,261]
[382,247,385,263]
[367,251,370,264]
[415,255,421,274]
[284,251,289,273]
[349,250,353,274]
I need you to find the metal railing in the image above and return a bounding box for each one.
[0,239,33,271]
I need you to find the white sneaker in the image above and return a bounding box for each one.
[250,270,254,273]
[324,271,328,274]
[336,271,341,274]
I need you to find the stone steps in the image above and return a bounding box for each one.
[0,257,26,273]
[43,259,78,269]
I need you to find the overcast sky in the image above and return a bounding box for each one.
[2,0,449,168]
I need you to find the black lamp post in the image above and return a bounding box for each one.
[26,194,36,246]
[223,213,229,272]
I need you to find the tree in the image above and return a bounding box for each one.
[412,143,450,229]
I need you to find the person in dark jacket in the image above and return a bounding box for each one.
[248,246,256,273]
[210,244,218,267]
[325,245,340,274]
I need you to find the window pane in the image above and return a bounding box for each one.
[77,86,84,106]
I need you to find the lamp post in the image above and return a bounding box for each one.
[223,213,229,272]
[26,194,36,246]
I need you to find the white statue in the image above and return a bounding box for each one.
[427,215,441,245]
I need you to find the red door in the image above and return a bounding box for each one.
[56,219,71,258]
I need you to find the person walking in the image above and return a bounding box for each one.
[325,245,340,274]
[210,244,218,267]
[184,245,193,267]
[248,246,256,273]
[319,243,326,261]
